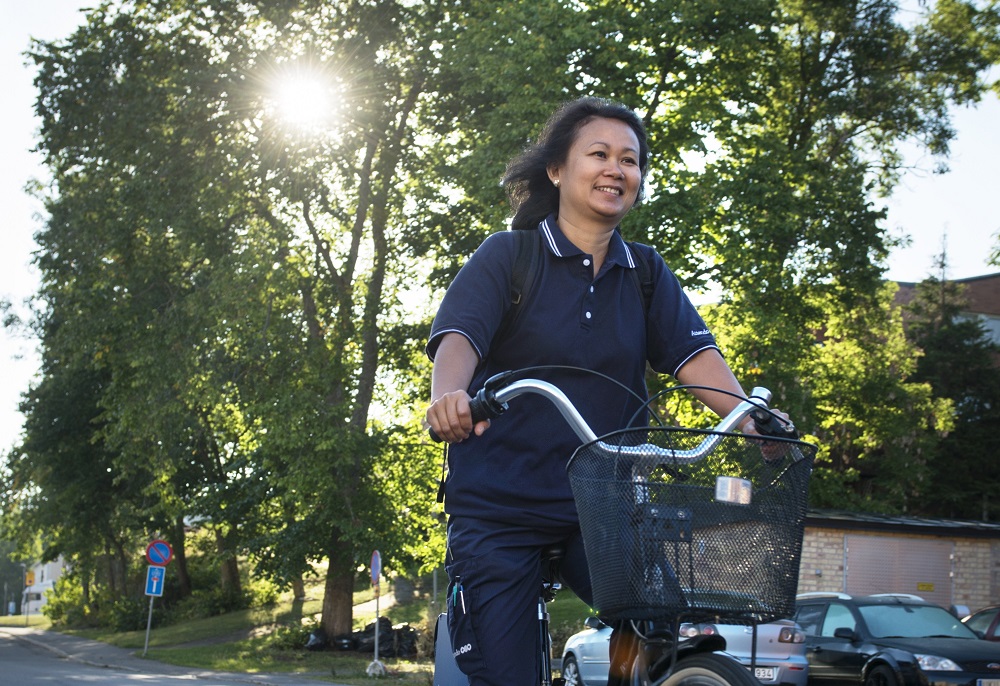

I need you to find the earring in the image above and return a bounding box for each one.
[553,179,560,188]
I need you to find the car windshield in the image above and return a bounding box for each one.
[858,604,979,639]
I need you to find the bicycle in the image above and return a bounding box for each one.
[433,371,816,686]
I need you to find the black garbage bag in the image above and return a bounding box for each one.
[354,616,393,653]
[331,634,357,651]
[390,623,419,658]
[352,617,419,658]
[305,628,327,651]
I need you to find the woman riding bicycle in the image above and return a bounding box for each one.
[425,96,785,686]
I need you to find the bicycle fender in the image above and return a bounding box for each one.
[677,633,727,658]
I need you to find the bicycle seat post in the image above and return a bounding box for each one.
[539,544,566,686]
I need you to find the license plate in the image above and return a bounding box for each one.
[753,667,776,681]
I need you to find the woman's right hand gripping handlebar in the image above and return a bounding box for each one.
[426,333,492,443]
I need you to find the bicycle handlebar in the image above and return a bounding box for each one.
[429,372,800,461]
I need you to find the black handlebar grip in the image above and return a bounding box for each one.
[428,388,504,443]
[468,392,490,424]
[750,408,799,440]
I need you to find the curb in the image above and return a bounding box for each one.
[1,628,332,685]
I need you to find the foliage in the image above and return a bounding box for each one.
[903,271,1000,519]
[805,283,952,512]
[6,0,1000,641]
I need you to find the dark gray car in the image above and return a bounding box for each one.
[793,592,1000,686]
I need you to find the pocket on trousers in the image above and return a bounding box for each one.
[445,556,488,675]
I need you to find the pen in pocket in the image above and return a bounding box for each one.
[453,576,466,614]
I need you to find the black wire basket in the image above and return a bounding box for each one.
[567,428,816,624]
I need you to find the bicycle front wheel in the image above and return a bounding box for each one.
[653,653,760,686]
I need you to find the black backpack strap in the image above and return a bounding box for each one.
[497,229,542,340]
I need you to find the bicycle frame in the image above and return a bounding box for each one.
[433,373,814,686]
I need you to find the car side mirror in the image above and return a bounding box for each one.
[833,627,857,641]
[585,615,606,631]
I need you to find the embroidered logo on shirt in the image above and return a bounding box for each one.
[454,643,473,657]
[691,329,711,336]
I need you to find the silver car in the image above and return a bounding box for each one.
[560,617,809,686]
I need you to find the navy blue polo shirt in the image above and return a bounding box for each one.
[427,216,718,525]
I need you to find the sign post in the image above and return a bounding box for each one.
[22,566,30,626]
[366,550,386,678]
[142,540,173,657]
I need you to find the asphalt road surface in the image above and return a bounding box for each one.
[0,626,334,685]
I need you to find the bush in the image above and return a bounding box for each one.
[108,596,155,632]
[246,577,280,608]
[266,620,319,650]
[43,577,93,628]
[167,586,250,621]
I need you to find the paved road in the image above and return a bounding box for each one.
[0,626,340,685]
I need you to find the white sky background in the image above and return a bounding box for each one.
[1,1,998,450]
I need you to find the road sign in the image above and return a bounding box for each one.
[370,550,381,586]
[24,570,35,587]
[145,539,173,566]
[145,566,165,597]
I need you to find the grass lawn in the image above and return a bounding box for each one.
[0,613,51,629]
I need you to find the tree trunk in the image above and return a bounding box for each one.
[214,527,242,597]
[171,515,192,597]
[292,575,305,600]
[320,528,355,637]
[111,539,128,597]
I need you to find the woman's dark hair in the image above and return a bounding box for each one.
[502,97,651,231]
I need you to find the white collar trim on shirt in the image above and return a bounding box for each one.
[539,216,637,269]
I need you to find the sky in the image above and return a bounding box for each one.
[1,1,998,451]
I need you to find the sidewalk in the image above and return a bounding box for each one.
[0,625,342,685]
[0,592,401,684]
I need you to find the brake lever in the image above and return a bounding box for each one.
[750,407,799,440]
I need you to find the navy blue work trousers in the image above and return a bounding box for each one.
[444,515,594,685]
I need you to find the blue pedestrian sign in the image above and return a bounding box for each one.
[145,565,165,597]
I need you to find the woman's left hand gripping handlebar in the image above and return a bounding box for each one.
[426,390,491,443]
[741,406,797,461]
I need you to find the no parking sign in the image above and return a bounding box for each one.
[371,550,381,591]
[145,539,173,566]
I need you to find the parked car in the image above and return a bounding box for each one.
[560,616,809,686]
[793,592,1000,686]
[962,605,1000,641]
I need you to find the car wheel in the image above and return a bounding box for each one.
[562,654,584,686]
[865,665,898,686]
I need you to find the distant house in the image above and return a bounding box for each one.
[894,272,1000,351]
[23,558,65,616]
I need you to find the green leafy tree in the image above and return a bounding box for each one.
[805,284,952,512]
[22,0,452,636]
[904,272,1000,519]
